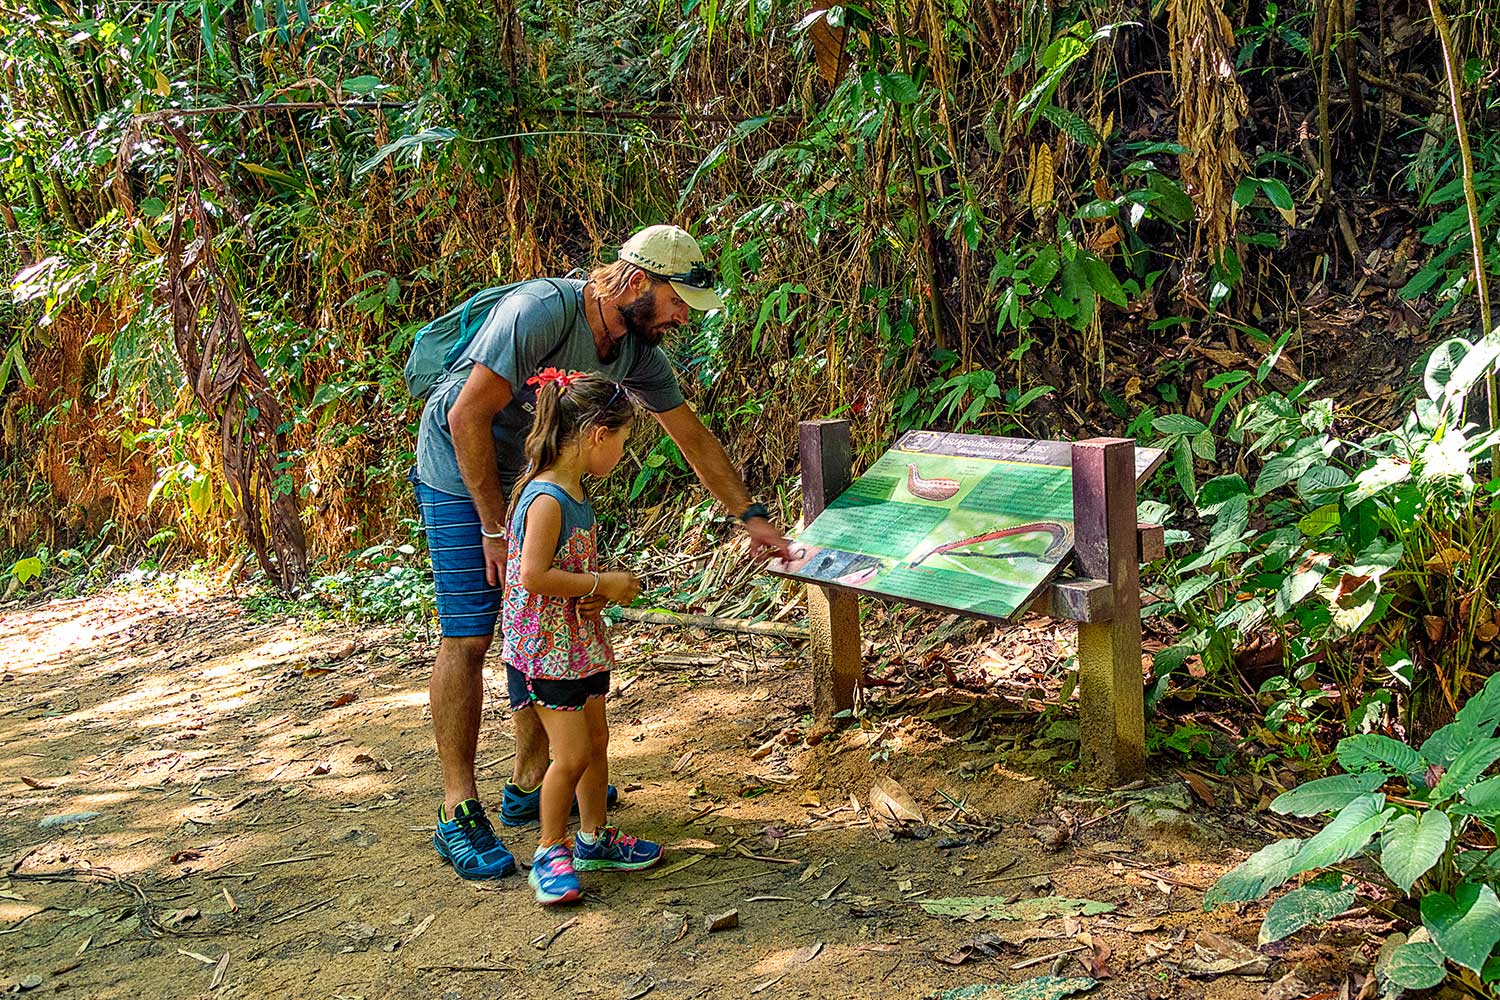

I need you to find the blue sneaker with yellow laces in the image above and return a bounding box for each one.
[501,780,618,826]
[432,799,515,879]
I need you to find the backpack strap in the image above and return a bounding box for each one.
[535,277,582,370]
[449,277,580,375]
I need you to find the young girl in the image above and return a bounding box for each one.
[502,369,663,905]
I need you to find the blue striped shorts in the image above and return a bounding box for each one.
[412,476,502,638]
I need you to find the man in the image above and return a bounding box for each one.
[413,225,793,878]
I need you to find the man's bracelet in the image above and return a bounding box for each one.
[739,502,770,524]
[480,526,505,539]
[586,571,600,597]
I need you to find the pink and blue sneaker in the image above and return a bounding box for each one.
[529,841,583,905]
[572,826,663,872]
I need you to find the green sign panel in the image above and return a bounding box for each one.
[772,431,1163,622]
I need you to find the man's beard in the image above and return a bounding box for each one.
[597,289,679,363]
[621,291,671,346]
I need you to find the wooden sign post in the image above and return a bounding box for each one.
[800,420,862,720]
[1070,438,1147,782]
[789,420,1162,785]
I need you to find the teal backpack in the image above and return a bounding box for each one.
[404,277,581,401]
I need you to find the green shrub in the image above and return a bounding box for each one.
[1205,674,1500,996]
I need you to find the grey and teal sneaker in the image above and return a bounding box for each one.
[572,826,662,872]
[501,780,619,827]
[433,799,515,879]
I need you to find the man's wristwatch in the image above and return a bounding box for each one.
[739,502,771,524]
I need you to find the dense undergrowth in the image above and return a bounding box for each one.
[6,0,1500,990]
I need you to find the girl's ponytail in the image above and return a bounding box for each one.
[507,372,635,522]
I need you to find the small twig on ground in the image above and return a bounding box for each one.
[531,916,578,950]
[269,896,336,924]
[673,871,770,891]
[968,869,1051,887]
[1011,944,1088,970]
[686,803,725,825]
[257,851,334,867]
[1077,803,1132,830]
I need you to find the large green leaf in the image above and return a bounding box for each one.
[1379,811,1452,893]
[353,127,458,179]
[1272,773,1387,817]
[1289,794,1392,876]
[1152,413,1207,436]
[1439,333,1500,412]
[341,74,382,95]
[1081,254,1127,308]
[875,72,921,104]
[1197,474,1249,515]
[1277,555,1330,614]
[1425,338,1471,402]
[1422,722,1484,769]
[1462,776,1500,814]
[1203,837,1303,909]
[1421,883,1500,974]
[1338,734,1426,783]
[1434,738,1500,800]
[1383,938,1448,990]
[1255,441,1325,496]
[1347,537,1403,577]
[1346,458,1411,506]
[1456,673,1500,735]
[10,556,44,585]
[1297,504,1340,538]
[1258,875,1356,945]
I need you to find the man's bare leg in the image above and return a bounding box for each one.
[510,704,552,791]
[431,634,490,811]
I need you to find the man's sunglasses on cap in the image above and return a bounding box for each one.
[645,262,717,290]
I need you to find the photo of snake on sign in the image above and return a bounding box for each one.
[910,521,1072,569]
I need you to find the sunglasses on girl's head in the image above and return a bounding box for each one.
[647,262,716,289]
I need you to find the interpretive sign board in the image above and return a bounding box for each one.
[771,430,1164,622]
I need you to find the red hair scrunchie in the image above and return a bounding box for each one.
[526,367,588,392]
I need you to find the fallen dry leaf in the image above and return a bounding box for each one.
[791,941,824,964]
[1075,931,1113,978]
[935,932,1008,966]
[162,907,201,929]
[869,777,924,825]
[322,692,357,709]
[1179,931,1270,978]
[20,776,57,790]
[1177,771,1218,807]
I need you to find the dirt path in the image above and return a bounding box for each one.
[0,585,1349,999]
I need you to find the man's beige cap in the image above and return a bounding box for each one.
[618,225,726,312]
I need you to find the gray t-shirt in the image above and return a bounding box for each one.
[415,278,685,497]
